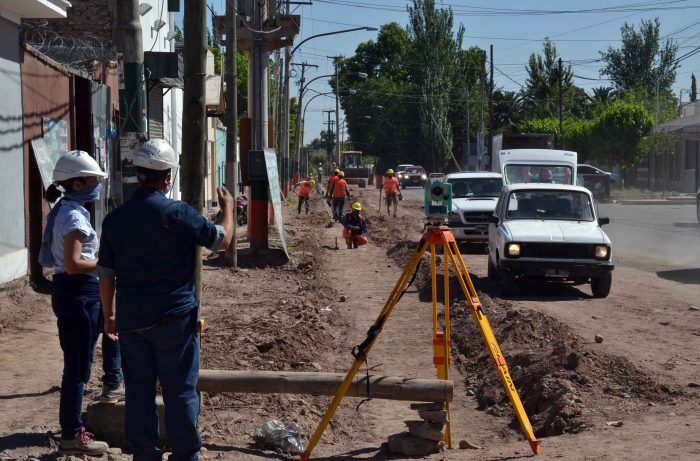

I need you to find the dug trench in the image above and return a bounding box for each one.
[0,185,696,461]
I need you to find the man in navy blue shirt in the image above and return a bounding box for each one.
[98,139,233,461]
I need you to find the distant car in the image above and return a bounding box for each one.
[395,163,414,178]
[399,165,427,189]
[577,164,617,200]
[445,172,504,243]
[487,183,614,298]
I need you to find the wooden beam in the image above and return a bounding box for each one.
[197,370,453,402]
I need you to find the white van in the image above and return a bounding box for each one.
[498,149,577,186]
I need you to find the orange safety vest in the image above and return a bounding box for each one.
[332,178,348,198]
[383,176,399,196]
[298,182,313,197]
[327,175,338,193]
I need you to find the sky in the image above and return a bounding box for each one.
[189,0,700,147]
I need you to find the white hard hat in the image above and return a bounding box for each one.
[134,139,179,171]
[53,150,107,181]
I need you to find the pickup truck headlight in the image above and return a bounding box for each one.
[506,243,521,257]
[595,245,610,260]
[421,174,427,180]
[448,212,461,223]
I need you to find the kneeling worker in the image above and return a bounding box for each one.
[341,202,368,249]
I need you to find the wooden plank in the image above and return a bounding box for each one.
[197,370,453,402]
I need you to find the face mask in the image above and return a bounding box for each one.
[65,182,102,203]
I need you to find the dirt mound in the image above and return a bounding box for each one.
[384,240,684,439]
[450,298,683,437]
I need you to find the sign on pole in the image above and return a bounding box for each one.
[264,148,289,259]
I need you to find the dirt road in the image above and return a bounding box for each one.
[0,185,698,460]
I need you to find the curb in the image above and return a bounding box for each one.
[616,198,695,205]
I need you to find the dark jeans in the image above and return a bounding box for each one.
[297,195,309,214]
[120,309,201,461]
[52,274,123,439]
[332,198,345,220]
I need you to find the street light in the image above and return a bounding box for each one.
[290,27,377,57]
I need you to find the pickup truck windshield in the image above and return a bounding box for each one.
[506,190,594,221]
[448,177,503,198]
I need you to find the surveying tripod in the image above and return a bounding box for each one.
[299,225,541,460]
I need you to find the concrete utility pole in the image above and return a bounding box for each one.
[116,0,145,135]
[465,82,470,171]
[292,62,318,177]
[333,56,342,166]
[224,0,238,268]
[181,0,207,299]
[558,57,564,149]
[488,44,494,170]
[282,0,292,188]
[479,50,485,166]
[323,109,335,164]
[247,0,271,250]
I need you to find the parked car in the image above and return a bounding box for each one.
[445,172,504,243]
[487,183,614,298]
[577,164,616,200]
[399,165,427,188]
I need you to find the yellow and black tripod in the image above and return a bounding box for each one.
[299,226,541,460]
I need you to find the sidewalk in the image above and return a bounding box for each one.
[615,195,696,205]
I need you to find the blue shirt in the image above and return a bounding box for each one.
[97,187,225,331]
[51,199,98,277]
[341,212,367,236]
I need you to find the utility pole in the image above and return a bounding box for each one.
[465,79,470,171]
[247,0,271,250]
[333,56,342,166]
[116,0,145,135]
[558,57,564,149]
[182,0,207,299]
[292,62,318,178]
[488,44,494,170]
[323,109,334,165]
[479,50,485,169]
[224,0,238,268]
[282,0,292,189]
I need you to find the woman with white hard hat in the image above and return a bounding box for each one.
[39,150,123,456]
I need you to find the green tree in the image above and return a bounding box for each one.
[492,89,523,131]
[337,22,414,170]
[408,0,464,171]
[600,18,678,94]
[692,74,697,102]
[590,100,654,170]
[523,39,574,119]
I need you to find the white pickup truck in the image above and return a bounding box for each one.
[445,172,503,244]
[487,149,614,298]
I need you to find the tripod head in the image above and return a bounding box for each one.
[424,173,452,227]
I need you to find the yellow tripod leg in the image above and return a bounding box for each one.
[442,243,452,448]
[300,240,430,460]
[445,242,541,455]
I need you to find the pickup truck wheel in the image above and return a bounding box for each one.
[498,268,514,296]
[401,183,407,190]
[487,258,496,280]
[591,272,612,298]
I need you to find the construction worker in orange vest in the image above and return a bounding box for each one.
[328,171,351,221]
[341,202,368,249]
[293,178,315,215]
[326,168,340,198]
[383,169,403,217]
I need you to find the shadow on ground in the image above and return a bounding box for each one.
[657,268,700,285]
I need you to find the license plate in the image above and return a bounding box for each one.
[545,268,569,278]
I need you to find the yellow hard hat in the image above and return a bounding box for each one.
[386,168,394,175]
[309,180,315,187]
[338,171,345,178]
[351,202,362,211]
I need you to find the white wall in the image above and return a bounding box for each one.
[0,16,27,284]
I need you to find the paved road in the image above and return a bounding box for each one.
[599,203,700,274]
